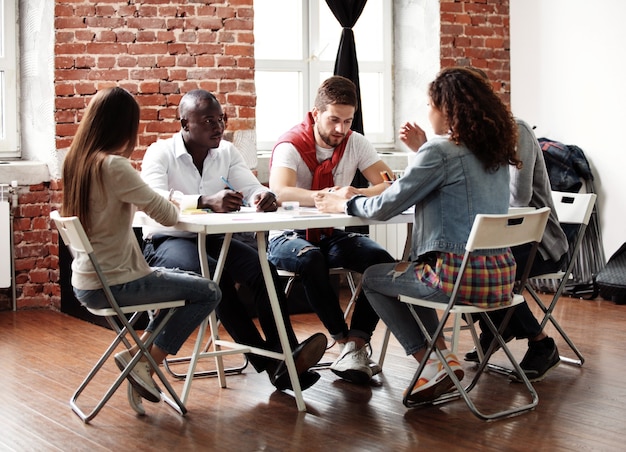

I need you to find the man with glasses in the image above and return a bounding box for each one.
[141,89,327,392]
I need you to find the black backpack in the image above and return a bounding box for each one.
[595,242,626,305]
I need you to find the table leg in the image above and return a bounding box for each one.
[256,231,306,412]
[182,232,233,401]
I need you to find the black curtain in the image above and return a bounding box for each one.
[325,0,367,135]
[325,0,369,233]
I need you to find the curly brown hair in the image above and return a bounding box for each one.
[428,67,521,172]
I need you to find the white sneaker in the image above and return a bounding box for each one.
[330,341,373,384]
[405,351,464,404]
[127,382,145,416]
[114,349,161,403]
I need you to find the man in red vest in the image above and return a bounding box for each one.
[268,76,396,384]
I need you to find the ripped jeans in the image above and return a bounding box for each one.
[362,262,450,356]
[268,229,395,342]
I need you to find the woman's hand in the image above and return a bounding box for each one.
[326,185,359,199]
[399,121,427,152]
[313,192,347,213]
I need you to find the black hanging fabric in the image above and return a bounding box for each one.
[325,0,367,134]
[325,0,369,202]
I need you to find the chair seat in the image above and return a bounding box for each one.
[531,271,567,280]
[86,299,186,317]
[399,294,525,314]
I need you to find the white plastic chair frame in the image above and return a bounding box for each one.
[279,268,359,365]
[51,210,188,423]
[162,319,249,379]
[445,207,539,355]
[398,207,551,421]
[279,267,361,345]
[524,191,597,366]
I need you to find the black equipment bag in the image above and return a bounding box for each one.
[595,242,626,304]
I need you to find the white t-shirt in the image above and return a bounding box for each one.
[269,132,380,238]
[271,132,380,189]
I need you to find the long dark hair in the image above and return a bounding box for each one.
[61,87,140,231]
[429,67,521,171]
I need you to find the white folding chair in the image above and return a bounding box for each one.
[279,267,361,338]
[444,207,539,355]
[398,207,551,421]
[525,191,597,366]
[51,210,188,423]
[279,268,360,363]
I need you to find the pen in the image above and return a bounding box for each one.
[168,188,175,201]
[221,176,249,206]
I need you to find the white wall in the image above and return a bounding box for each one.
[393,0,440,146]
[511,0,625,258]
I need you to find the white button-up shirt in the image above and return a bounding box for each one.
[141,131,269,238]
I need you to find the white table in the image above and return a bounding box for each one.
[136,207,413,411]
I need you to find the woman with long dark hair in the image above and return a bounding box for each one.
[61,87,221,414]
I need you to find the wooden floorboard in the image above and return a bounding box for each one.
[2,290,626,451]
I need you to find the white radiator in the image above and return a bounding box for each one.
[0,201,10,288]
[370,223,410,260]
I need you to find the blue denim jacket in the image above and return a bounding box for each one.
[346,136,510,259]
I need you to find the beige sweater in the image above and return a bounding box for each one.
[70,155,178,290]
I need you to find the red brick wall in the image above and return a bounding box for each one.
[440,0,511,104]
[4,0,256,310]
[0,182,62,311]
[54,0,256,159]
[2,0,511,311]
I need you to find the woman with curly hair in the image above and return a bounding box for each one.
[313,67,520,404]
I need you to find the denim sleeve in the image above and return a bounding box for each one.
[347,141,445,220]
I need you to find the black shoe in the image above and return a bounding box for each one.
[270,333,327,390]
[464,333,514,363]
[271,369,321,391]
[510,337,560,383]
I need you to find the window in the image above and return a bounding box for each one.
[0,0,19,157]
[254,0,393,151]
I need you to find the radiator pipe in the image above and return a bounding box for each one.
[10,181,17,311]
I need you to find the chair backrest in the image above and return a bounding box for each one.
[551,191,596,226]
[466,207,551,253]
[51,209,124,313]
[50,210,93,256]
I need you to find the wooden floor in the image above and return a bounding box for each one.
[2,289,626,451]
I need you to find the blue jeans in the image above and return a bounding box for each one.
[362,262,450,356]
[268,229,395,342]
[74,268,221,355]
[143,234,299,372]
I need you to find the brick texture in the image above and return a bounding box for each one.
[54,0,256,155]
[440,0,511,105]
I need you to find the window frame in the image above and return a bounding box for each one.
[0,0,19,157]
[254,0,393,151]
